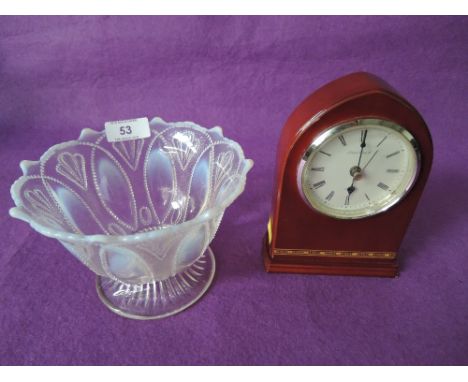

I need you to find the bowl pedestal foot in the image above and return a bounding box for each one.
[96,247,215,320]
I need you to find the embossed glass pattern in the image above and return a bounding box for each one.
[9,117,253,319]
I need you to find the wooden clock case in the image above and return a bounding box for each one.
[263,72,433,277]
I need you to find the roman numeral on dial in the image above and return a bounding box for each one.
[310,167,324,172]
[386,169,399,173]
[386,151,400,158]
[312,180,326,189]
[325,191,335,201]
[338,135,347,146]
[377,182,389,191]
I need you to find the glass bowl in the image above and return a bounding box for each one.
[9,117,253,319]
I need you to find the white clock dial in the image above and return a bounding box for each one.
[300,119,420,219]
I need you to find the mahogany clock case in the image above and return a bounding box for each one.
[263,72,433,277]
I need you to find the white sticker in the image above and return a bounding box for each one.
[104,117,150,142]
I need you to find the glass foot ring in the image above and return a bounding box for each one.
[96,247,215,320]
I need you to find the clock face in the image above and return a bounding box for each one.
[299,118,420,219]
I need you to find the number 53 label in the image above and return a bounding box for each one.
[105,117,151,142]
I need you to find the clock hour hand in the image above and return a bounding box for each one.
[345,184,355,206]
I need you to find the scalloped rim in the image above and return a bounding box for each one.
[9,117,254,245]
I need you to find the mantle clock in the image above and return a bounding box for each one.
[262,72,433,277]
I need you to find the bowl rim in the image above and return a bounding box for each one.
[9,117,254,244]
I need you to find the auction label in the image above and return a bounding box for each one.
[105,117,150,142]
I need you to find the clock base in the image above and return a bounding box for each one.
[262,235,398,277]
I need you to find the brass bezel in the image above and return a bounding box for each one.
[298,118,421,219]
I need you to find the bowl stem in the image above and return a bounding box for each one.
[95,247,215,320]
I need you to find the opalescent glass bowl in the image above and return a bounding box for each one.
[9,117,253,319]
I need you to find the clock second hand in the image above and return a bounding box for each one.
[362,149,379,171]
[346,129,367,205]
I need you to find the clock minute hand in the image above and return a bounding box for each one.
[357,129,368,168]
[345,129,367,204]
